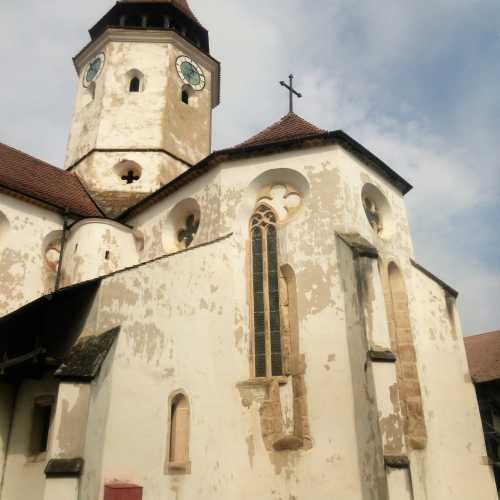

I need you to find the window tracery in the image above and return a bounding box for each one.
[251,205,283,377]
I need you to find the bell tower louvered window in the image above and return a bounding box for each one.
[250,205,283,378]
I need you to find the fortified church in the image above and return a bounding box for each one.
[0,1,496,500]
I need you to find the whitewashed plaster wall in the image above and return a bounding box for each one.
[0,193,63,317]
[78,235,382,500]
[130,144,414,266]
[121,143,496,499]
[60,218,139,287]
[0,376,58,500]
[407,266,497,499]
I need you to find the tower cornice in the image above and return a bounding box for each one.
[73,28,220,108]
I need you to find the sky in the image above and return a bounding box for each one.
[0,0,498,335]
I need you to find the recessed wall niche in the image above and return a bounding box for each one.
[162,199,201,253]
[361,183,394,239]
[43,232,63,273]
[0,211,10,246]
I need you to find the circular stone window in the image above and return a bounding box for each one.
[361,184,394,239]
[163,199,201,253]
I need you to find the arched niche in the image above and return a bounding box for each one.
[43,230,63,274]
[162,198,201,253]
[0,211,10,247]
[361,183,394,239]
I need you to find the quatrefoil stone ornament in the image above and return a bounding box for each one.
[259,185,302,222]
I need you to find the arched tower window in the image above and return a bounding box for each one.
[181,88,190,105]
[126,69,144,93]
[168,393,190,472]
[250,205,283,378]
[129,77,140,93]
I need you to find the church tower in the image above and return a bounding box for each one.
[64,0,220,216]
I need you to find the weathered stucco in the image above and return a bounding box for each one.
[0,193,63,317]
[0,376,58,500]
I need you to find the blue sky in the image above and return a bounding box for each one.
[0,0,498,335]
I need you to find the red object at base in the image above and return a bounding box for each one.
[104,483,143,500]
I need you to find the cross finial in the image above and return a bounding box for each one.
[280,74,302,113]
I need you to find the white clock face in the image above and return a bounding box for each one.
[176,56,205,91]
[83,53,105,87]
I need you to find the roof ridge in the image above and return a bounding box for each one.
[238,112,326,148]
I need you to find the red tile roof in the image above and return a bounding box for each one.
[464,331,500,383]
[0,142,101,217]
[238,112,326,148]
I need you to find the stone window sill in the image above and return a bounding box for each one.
[167,461,191,475]
[237,376,288,388]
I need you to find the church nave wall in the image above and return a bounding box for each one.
[0,193,63,317]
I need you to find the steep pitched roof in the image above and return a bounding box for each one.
[0,142,101,217]
[238,112,326,148]
[120,0,200,25]
[464,331,500,383]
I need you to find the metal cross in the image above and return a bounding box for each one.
[122,170,140,184]
[280,74,302,113]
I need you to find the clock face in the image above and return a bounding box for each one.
[83,53,105,87]
[176,56,205,91]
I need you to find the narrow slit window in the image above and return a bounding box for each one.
[181,89,189,105]
[30,396,54,455]
[129,77,141,93]
[250,206,283,378]
[168,394,190,470]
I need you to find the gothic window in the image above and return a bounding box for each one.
[126,69,144,93]
[251,205,283,378]
[177,214,199,249]
[30,395,54,455]
[168,393,190,472]
[129,77,141,93]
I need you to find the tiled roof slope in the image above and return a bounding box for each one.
[464,330,500,383]
[238,112,326,148]
[120,0,200,24]
[0,142,101,217]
